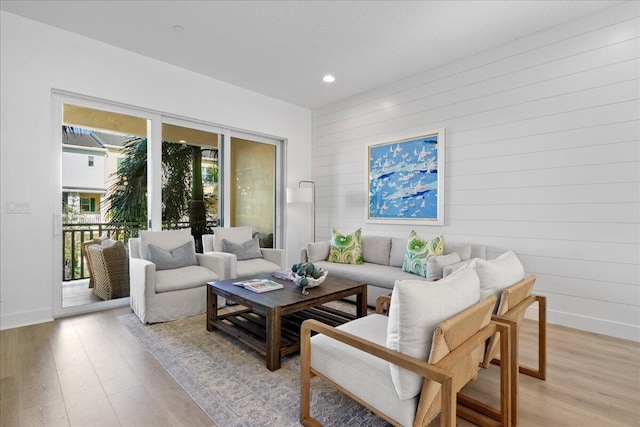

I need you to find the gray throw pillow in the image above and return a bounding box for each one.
[426,252,461,281]
[307,241,330,262]
[222,237,263,261]
[147,241,198,271]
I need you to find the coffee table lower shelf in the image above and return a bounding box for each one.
[212,305,355,360]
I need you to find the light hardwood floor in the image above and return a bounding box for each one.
[1,307,638,427]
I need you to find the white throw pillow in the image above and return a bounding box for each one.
[472,250,525,300]
[307,241,330,262]
[426,252,461,281]
[212,226,252,252]
[139,228,193,261]
[386,265,480,400]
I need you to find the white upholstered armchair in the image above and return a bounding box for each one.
[129,228,227,324]
[202,226,285,279]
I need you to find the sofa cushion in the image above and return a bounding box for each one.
[426,252,461,281]
[237,258,281,277]
[472,250,525,301]
[445,243,472,261]
[311,314,419,427]
[314,260,420,291]
[222,237,263,260]
[327,228,363,264]
[387,265,480,400]
[389,238,407,268]
[307,241,331,262]
[212,226,252,252]
[139,228,193,261]
[361,236,392,266]
[148,241,198,271]
[155,265,218,293]
[402,231,444,277]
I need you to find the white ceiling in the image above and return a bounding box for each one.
[0,1,620,109]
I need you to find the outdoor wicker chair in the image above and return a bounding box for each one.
[86,239,130,300]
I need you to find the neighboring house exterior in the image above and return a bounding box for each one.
[62,130,128,223]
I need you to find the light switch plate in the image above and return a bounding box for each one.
[6,201,31,214]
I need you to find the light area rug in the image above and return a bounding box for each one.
[119,303,391,427]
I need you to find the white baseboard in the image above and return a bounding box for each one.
[0,308,53,331]
[526,306,639,342]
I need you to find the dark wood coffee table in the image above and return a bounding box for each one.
[206,274,367,371]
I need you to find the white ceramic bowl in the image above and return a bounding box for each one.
[291,269,328,294]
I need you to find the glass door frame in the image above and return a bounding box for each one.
[52,91,155,318]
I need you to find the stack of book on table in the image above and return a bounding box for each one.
[233,278,284,293]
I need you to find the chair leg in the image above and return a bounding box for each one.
[492,295,547,381]
[300,322,312,425]
[458,321,515,426]
[440,377,456,427]
[518,295,546,380]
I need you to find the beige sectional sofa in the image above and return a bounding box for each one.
[300,235,486,306]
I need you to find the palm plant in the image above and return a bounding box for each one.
[105,137,211,251]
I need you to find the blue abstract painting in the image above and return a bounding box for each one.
[367,130,444,224]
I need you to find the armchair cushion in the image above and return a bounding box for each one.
[155,265,218,293]
[139,228,193,260]
[472,250,525,301]
[236,258,281,277]
[148,241,198,271]
[387,265,480,400]
[310,314,419,427]
[212,226,252,252]
[222,237,263,260]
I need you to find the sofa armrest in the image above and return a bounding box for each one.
[300,247,309,263]
[129,257,156,297]
[196,253,227,280]
[375,295,392,316]
[260,248,285,270]
[204,251,238,279]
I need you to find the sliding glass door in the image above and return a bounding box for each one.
[160,121,221,251]
[53,93,284,317]
[54,98,152,315]
[229,136,277,247]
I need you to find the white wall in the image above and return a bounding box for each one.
[312,2,639,341]
[0,11,312,329]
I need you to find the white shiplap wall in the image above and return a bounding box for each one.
[312,2,640,341]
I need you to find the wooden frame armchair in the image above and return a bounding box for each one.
[483,275,547,380]
[300,296,514,427]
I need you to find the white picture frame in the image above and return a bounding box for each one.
[366,128,445,225]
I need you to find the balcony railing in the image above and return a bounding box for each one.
[63,220,218,281]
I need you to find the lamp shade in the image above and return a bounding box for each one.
[286,187,313,204]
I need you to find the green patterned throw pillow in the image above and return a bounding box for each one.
[327,228,363,264]
[402,231,444,277]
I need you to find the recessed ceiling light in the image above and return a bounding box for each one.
[173,25,184,32]
[323,74,336,83]
[178,139,187,143]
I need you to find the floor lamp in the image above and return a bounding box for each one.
[286,180,315,242]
